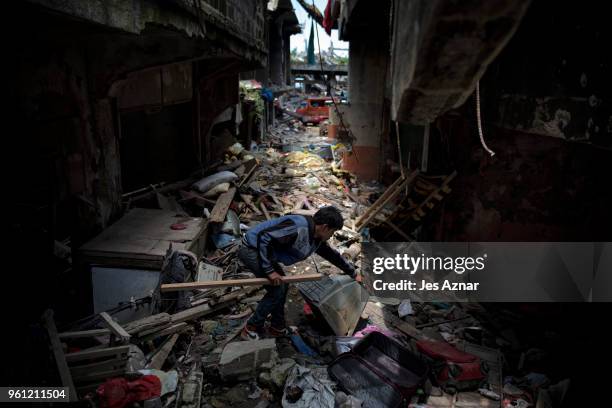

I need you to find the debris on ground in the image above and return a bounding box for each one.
[40,112,568,408]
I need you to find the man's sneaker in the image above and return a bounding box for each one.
[241,324,261,341]
[267,326,289,337]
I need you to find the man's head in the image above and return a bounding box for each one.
[313,206,344,241]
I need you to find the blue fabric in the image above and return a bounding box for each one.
[290,334,319,357]
[243,214,316,274]
[260,88,274,102]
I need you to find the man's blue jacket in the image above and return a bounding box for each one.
[243,214,355,277]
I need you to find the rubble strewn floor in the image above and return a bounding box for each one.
[48,117,579,408]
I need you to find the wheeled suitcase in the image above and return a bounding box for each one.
[329,332,429,408]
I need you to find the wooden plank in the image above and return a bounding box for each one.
[42,310,77,401]
[79,208,205,266]
[123,313,171,335]
[238,159,258,187]
[356,170,419,230]
[240,194,262,214]
[268,193,282,208]
[292,195,307,211]
[289,209,316,216]
[171,286,261,324]
[59,329,110,340]
[396,171,457,230]
[178,190,216,206]
[234,165,246,177]
[209,187,236,223]
[139,323,190,342]
[70,357,127,379]
[65,346,130,364]
[147,333,179,370]
[161,274,322,292]
[260,202,271,220]
[99,312,131,343]
[355,175,407,224]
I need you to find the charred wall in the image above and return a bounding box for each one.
[411,1,612,242]
[480,0,611,148]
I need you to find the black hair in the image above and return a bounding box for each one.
[313,206,344,230]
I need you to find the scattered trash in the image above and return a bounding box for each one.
[193,171,238,193]
[281,365,335,408]
[398,299,414,317]
[479,387,501,400]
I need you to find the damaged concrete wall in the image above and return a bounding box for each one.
[480,0,611,148]
[8,13,123,243]
[7,0,267,241]
[340,35,388,181]
[424,1,612,242]
[427,116,612,241]
[27,0,267,64]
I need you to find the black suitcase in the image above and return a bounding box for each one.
[328,332,429,408]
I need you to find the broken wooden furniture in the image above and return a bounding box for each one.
[354,170,419,231]
[79,208,207,269]
[44,309,130,399]
[379,171,457,240]
[78,208,208,322]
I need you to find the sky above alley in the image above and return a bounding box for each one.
[289,0,349,56]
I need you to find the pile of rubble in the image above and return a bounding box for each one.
[42,117,569,408]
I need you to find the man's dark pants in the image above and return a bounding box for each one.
[237,245,288,330]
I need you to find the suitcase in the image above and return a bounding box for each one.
[416,340,488,393]
[329,332,430,408]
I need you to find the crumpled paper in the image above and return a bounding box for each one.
[281,365,335,408]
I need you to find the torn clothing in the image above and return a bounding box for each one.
[242,214,355,277]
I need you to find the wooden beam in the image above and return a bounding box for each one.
[354,175,407,226]
[395,171,457,230]
[209,187,236,223]
[69,357,127,379]
[99,312,131,343]
[240,194,262,214]
[123,313,171,335]
[356,170,419,230]
[59,329,110,340]
[139,323,190,342]
[161,274,322,292]
[170,286,261,324]
[238,159,258,187]
[65,346,130,364]
[42,310,77,401]
[179,190,216,206]
[147,333,179,370]
[260,202,271,220]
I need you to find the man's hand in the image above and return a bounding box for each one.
[267,271,284,286]
[355,273,363,283]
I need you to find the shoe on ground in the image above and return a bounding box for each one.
[267,326,289,337]
[241,324,261,341]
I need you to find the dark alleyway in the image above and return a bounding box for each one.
[2,1,611,407]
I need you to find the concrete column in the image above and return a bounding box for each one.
[341,36,388,181]
[269,22,284,86]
